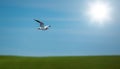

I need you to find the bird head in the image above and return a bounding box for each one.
[48,25,51,27]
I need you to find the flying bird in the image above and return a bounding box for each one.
[34,19,51,30]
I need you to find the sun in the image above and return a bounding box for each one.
[87,1,111,24]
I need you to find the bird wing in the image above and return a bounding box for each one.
[34,19,44,27]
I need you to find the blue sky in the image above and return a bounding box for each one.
[0,0,120,56]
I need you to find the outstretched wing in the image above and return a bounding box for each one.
[34,19,44,27]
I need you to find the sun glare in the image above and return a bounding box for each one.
[87,1,112,24]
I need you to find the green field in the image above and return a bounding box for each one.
[0,55,120,69]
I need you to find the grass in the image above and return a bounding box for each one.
[0,55,120,69]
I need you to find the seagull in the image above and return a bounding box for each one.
[34,19,51,30]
